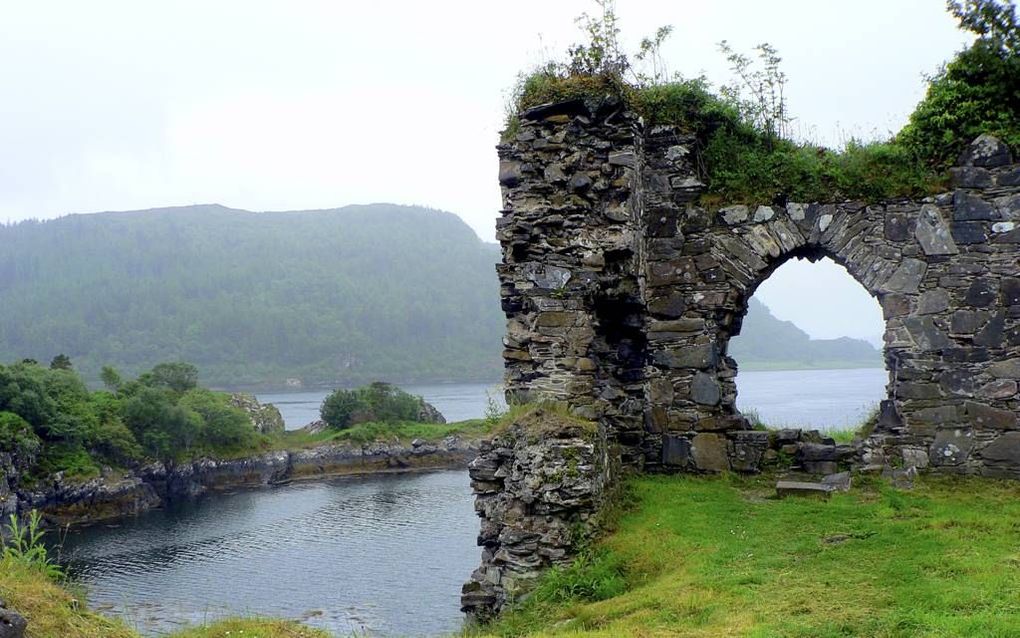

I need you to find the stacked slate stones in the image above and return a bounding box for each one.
[496,96,1019,478]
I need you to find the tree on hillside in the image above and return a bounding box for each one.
[100,365,123,391]
[140,362,199,396]
[49,354,72,371]
[0,205,504,388]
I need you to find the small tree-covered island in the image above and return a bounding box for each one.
[3,1,1020,637]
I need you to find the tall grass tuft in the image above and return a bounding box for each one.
[2,510,63,580]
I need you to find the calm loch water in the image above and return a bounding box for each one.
[257,372,887,432]
[57,471,478,636]
[737,367,887,430]
[59,369,886,636]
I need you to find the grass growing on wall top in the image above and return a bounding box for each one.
[510,70,946,207]
[474,473,1020,637]
[505,1,1018,208]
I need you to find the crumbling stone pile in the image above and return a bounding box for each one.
[461,408,618,620]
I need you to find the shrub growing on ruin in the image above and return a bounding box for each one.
[506,0,1009,206]
[897,0,1020,166]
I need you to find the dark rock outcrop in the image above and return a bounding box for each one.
[0,599,26,638]
[298,420,329,435]
[18,471,160,525]
[416,399,446,424]
[9,436,481,527]
[230,393,286,434]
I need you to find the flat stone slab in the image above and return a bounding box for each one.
[821,471,852,492]
[776,472,852,498]
[776,480,836,498]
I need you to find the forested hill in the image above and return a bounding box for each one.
[729,298,882,370]
[0,204,504,388]
[1,204,882,388]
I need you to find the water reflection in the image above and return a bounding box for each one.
[58,471,479,637]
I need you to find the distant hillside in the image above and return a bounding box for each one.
[729,298,883,370]
[0,204,504,388]
[0,205,882,387]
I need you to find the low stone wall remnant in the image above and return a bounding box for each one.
[461,408,618,621]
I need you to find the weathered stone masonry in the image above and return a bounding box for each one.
[495,96,1020,478]
[461,410,618,620]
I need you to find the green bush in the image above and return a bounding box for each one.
[178,388,257,452]
[506,1,1013,207]
[898,39,1020,167]
[0,411,41,460]
[34,443,100,480]
[898,1,1019,166]
[2,510,62,580]
[122,387,201,464]
[360,382,421,422]
[0,359,268,481]
[320,388,365,430]
[89,419,143,466]
[320,382,427,430]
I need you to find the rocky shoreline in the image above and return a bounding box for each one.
[3,435,480,527]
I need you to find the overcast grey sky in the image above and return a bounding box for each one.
[1,1,970,342]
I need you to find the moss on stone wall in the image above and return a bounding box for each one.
[504,1,1018,208]
[507,71,947,207]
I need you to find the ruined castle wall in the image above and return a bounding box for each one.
[496,97,648,465]
[460,410,618,620]
[497,97,1020,478]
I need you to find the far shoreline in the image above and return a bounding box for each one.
[217,368,886,395]
[736,363,885,372]
[211,377,505,395]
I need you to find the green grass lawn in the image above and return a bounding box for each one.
[272,417,497,449]
[479,473,1020,637]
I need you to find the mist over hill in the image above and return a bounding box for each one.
[0,204,504,388]
[730,298,882,370]
[0,204,882,388]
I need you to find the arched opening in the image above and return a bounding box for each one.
[728,255,887,435]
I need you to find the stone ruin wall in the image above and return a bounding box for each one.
[461,410,618,620]
[496,96,1020,479]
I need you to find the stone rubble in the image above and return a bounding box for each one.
[461,408,618,621]
[0,599,26,638]
[230,393,287,434]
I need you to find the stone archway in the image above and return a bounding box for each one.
[496,97,1020,479]
[643,205,927,472]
